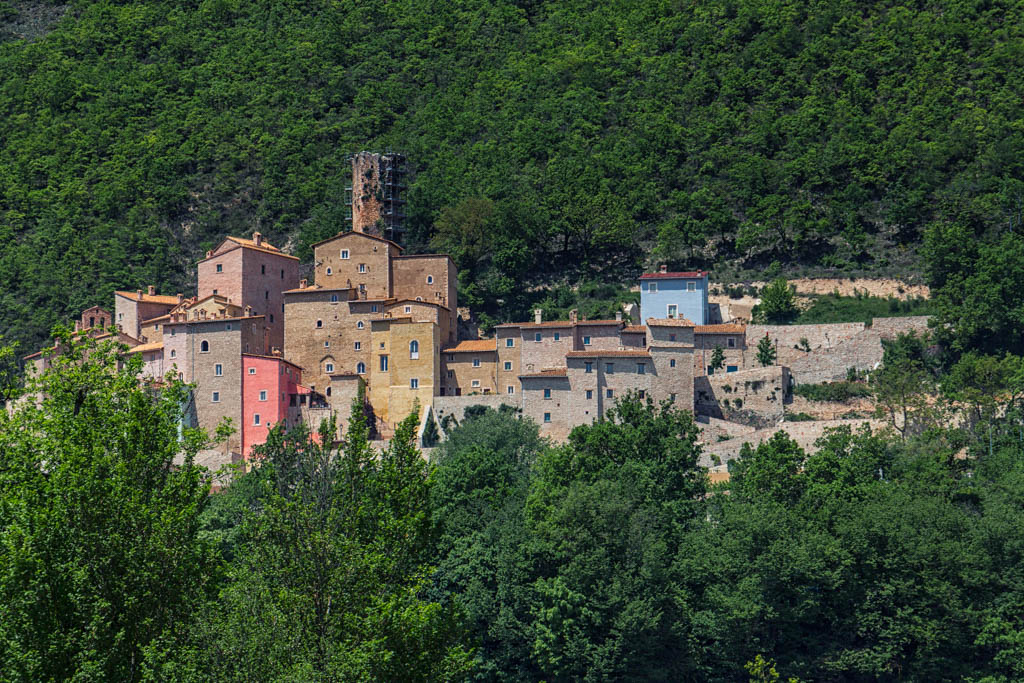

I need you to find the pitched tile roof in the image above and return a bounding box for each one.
[646,317,696,327]
[639,271,708,279]
[127,341,164,354]
[519,368,568,378]
[695,324,746,334]
[114,291,181,305]
[309,230,404,252]
[622,325,647,333]
[442,339,497,353]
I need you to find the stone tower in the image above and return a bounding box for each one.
[346,151,407,243]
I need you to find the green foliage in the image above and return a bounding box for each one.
[754,278,798,324]
[793,380,871,402]
[756,333,777,367]
[0,330,214,680]
[796,293,935,325]
[3,0,1024,348]
[710,344,726,373]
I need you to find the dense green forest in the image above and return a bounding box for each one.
[6,330,1024,680]
[2,0,1023,349]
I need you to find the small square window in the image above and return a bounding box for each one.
[606,389,613,399]
[727,337,736,348]
[215,363,223,376]
[507,385,515,395]
[506,338,514,348]
[648,282,657,292]
[583,336,591,345]
[324,341,330,347]
[534,332,542,342]
[637,363,646,374]
[447,370,454,378]
[639,390,646,399]
[471,379,480,387]
[405,306,412,314]
[325,363,334,373]
[585,362,593,373]
[212,391,220,403]
[606,363,614,373]
[543,412,551,423]
[586,389,593,400]
[226,323,232,331]
[669,333,676,342]
[341,249,349,259]
[316,320,323,328]
[473,358,481,368]
[354,341,361,350]
[544,388,552,399]
[248,367,256,374]
[504,361,512,371]
[330,294,338,303]
[448,354,454,362]
[410,378,419,389]
[554,332,560,341]
[687,281,696,291]
[371,305,378,313]
[259,390,267,401]
[216,264,222,273]
[359,263,366,273]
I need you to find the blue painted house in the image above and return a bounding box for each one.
[639,267,709,325]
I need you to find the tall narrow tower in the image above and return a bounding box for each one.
[346,151,407,243]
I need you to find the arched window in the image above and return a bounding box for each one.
[409,340,419,359]
[200,340,209,352]
[357,321,364,330]
[427,275,433,285]
[357,362,365,374]
[326,387,332,397]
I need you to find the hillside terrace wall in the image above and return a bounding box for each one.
[432,394,518,425]
[787,395,875,420]
[870,316,932,339]
[748,322,865,368]
[695,366,788,421]
[698,418,884,467]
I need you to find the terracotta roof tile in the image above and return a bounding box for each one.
[566,350,652,358]
[639,271,708,279]
[519,368,568,378]
[622,325,647,333]
[127,341,164,354]
[443,339,497,353]
[309,230,404,252]
[646,317,696,327]
[114,291,181,305]
[695,324,746,334]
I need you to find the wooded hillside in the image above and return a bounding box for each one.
[2,0,1022,349]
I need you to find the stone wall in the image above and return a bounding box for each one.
[787,395,875,420]
[698,418,884,467]
[748,322,865,368]
[695,366,788,421]
[787,317,931,384]
[432,394,518,425]
[870,316,932,339]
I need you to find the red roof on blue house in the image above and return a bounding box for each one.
[639,271,708,280]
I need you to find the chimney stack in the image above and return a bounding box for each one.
[569,309,578,325]
[299,278,307,289]
[136,289,143,299]
[534,308,543,325]
[616,311,623,322]
[659,264,668,274]
[176,293,183,303]
[206,250,213,258]
[147,285,155,295]
[253,231,263,246]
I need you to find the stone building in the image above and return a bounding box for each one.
[693,323,747,375]
[115,287,182,339]
[196,233,300,353]
[441,339,498,396]
[241,353,303,459]
[76,306,112,332]
[346,151,407,242]
[367,317,438,434]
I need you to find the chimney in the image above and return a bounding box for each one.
[616,311,623,322]
[299,278,307,289]
[253,231,263,246]
[176,293,183,303]
[569,309,578,325]
[244,305,253,317]
[534,308,543,325]
[206,250,213,258]
[136,289,143,300]
[659,264,668,274]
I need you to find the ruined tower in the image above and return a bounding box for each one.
[346,151,407,243]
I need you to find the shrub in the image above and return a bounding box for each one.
[793,381,871,402]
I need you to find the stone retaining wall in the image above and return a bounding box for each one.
[698,418,884,467]
[748,323,865,368]
[696,366,788,421]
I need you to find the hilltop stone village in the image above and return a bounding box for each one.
[25,153,930,475]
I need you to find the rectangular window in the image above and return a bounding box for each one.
[325,363,334,373]
[354,341,361,350]
[554,332,560,341]
[410,378,419,389]
[359,263,366,273]
[583,336,591,345]
[473,358,481,368]
[648,282,657,293]
[405,306,412,314]
[447,370,454,378]
[371,304,378,312]
[507,385,515,395]
[586,389,593,400]
[727,337,736,348]
[534,332,541,342]
[670,393,676,401]
[585,362,593,373]
[253,413,261,425]
[606,363,614,373]
[341,249,349,259]
[544,388,552,399]
[506,338,514,347]
[637,363,646,374]
[727,365,738,373]
[669,334,676,342]
[504,361,512,371]
[471,379,480,387]
[269,314,274,323]
[639,390,646,399]
[687,281,696,291]
[261,265,266,274]
[670,359,676,368]
[212,392,220,403]
[606,389,613,399]
[259,390,267,401]
[324,341,330,347]
[380,355,388,372]
[216,264,222,273]
[215,364,223,376]
[544,412,551,423]
[248,367,256,375]
[667,304,678,319]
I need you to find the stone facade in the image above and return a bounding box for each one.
[695,365,789,422]
[115,288,181,339]
[747,322,865,368]
[241,354,303,459]
[196,234,300,353]
[693,323,747,375]
[77,306,112,332]
[441,339,498,396]
[348,151,406,241]
[313,231,396,299]
[368,318,439,435]
[393,254,458,316]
